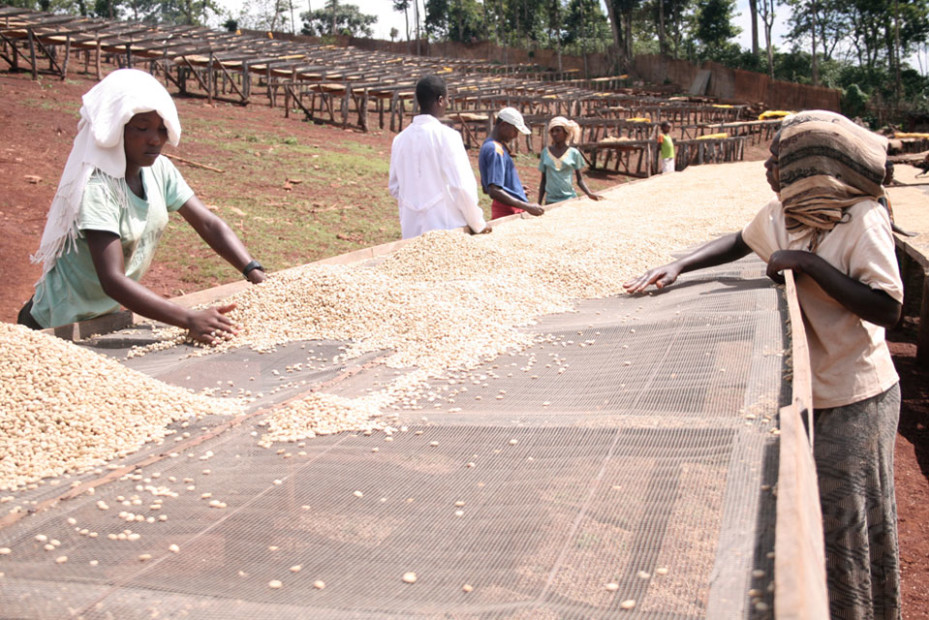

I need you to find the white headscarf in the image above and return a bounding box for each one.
[32,69,182,278]
[547,116,581,145]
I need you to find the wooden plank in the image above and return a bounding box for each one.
[895,239,929,366]
[775,270,829,620]
[46,310,133,342]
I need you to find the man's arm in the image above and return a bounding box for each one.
[487,185,545,216]
[388,141,401,199]
[447,134,490,234]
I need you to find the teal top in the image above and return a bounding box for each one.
[31,156,194,328]
[659,133,675,159]
[538,146,585,204]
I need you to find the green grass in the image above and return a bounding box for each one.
[150,110,619,291]
[153,122,401,285]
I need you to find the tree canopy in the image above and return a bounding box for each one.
[15,0,929,119]
[301,1,377,37]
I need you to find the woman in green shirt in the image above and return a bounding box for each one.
[20,69,266,345]
[537,117,603,205]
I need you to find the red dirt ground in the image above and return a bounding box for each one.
[0,69,926,618]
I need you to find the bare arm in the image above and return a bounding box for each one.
[487,184,545,217]
[86,230,238,345]
[537,171,547,205]
[767,250,901,328]
[623,232,751,293]
[575,169,603,201]
[178,196,266,284]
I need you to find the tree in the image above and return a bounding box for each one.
[300,1,376,37]
[695,0,738,53]
[605,0,642,68]
[237,0,291,31]
[393,0,411,40]
[641,0,693,57]
[564,0,611,74]
[543,0,565,71]
[425,0,484,43]
[759,0,777,77]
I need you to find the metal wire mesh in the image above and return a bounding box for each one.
[0,257,783,619]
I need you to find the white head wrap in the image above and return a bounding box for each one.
[547,116,581,145]
[32,69,181,278]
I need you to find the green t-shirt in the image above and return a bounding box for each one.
[538,146,585,204]
[659,133,675,159]
[31,156,194,328]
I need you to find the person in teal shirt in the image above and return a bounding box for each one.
[19,69,266,345]
[537,116,603,205]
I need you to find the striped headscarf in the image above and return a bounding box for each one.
[776,110,887,245]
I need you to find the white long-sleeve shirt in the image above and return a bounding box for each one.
[388,114,487,239]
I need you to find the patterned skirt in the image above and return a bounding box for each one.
[814,383,901,620]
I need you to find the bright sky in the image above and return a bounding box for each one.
[214,0,789,50]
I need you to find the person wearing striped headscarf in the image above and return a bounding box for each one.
[537,116,603,205]
[624,110,903,619]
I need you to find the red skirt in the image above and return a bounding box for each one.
[491,199,524,220]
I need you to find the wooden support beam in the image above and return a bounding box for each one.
[27,27,37,79]
[0,30,32,71]
[181,56,211,97]
[206,51,214,105]
[285,83,314,121]
[341,83,350,129]
[60,33,70,79]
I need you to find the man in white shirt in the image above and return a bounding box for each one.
[388,75,491,239]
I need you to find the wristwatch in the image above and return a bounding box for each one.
[242,260,264,278]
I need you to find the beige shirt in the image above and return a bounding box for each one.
[742,197,902,409]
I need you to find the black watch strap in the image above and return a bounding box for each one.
[242,260,263,278]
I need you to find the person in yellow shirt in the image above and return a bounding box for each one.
[657,121,675,174]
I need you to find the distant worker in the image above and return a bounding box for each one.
[479,107,545,220]
[537,116,603,205]
[19,69,266,345]
[388,74,490,239]
[658,121,675,174]
[625,110,903,619]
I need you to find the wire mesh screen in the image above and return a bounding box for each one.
[0,258,784,619]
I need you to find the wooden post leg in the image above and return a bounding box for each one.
[61,34,70,80]
[359,89,369,132]
[342,85,350,129]
[284,82,290,119]
[27,29,37,80]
